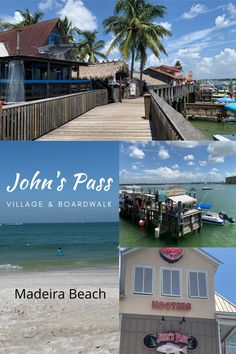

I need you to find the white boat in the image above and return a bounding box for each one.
[201,211,224,225]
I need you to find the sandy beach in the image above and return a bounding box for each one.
[0,268,119,354]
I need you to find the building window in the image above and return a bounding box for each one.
[188,271,208,298]
[161,268,180,297]
[133,266,153,295]
[226,333,236,354]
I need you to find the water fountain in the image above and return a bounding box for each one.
[6,60,25,103]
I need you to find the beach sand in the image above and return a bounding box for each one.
[0,268,119,354]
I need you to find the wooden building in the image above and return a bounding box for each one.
[0,18,89,102]
[120,248,236,354]
[144,65,185,85]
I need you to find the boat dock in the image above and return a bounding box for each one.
[120,191,202,240]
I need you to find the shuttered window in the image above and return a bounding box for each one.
[162,268,180,296]
[188,271,208,298]
[134,266,153,295]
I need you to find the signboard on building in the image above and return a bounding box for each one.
[130,82,136,96]
[143,332,198,351]
[152,301,191,311]
[159,248,184,263]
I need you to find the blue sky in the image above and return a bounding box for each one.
[0,142,119,223]
[206,248,236,304]
[1,0,236,78]
[120,141,236,184]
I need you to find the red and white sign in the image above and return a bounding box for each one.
[159,248,184,263]
[152,301,191,311]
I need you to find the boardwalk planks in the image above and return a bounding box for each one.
[0,89,108,141]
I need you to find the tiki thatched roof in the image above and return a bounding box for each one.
[78,60,129,80]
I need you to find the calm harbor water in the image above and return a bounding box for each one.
[120,184,236,247]
[0,222,118,271]
[190,120,236,139]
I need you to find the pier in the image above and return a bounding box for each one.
[0,83,206,141]
[120,191,202,241]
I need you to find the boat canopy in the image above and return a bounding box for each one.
[167,195,196,204]
[225,104,236,114]
[196,203,212,209]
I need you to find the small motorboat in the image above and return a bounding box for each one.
[201,211,224,225]
[202,186,213,190]
[196,204,235,225]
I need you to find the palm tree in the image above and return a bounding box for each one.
[1,9,43,30]
[136,23,171,82]
[16,9,44,26]
[60,16,75,43]
[75,30,108,63]
[103,0,171,79]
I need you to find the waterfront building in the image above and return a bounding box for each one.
[0,18,88,102]
[226,176,236,184]
[143,65,185,85]
[119,248,236,354]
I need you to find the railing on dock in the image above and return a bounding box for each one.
[0,89,108,140]
[147,89,207,140]
[149,83,196,103]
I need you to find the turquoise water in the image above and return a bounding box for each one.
[190,120,236,139]
[120,184,236,247]
[0,222,118,271]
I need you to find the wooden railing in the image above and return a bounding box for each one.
[0,89,108,140]
[149,90,206,140]
[149,83,196,103]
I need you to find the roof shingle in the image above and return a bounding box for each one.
[0,18,60,56]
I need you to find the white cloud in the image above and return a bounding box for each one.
[2,11,23,24]
[180,47,236,79]
[207,142,236,163]
[177,47,201,59]
[199,160,207,167]
[215,14,231,28]
[58,0,97,31]
[132,165,138,170]
[158,146,170,160]
[172,164,179,169]
[104,35,120,59]
[129,146,145,159]
[226,2,236,18]
[182,4,207,19]
[144,167,182,179]
[159,21,172,31]
[167,142,200,148]
[184,154,194,161]
[38,0,55,11]
[188,161,195,166]
[168,27,214,51]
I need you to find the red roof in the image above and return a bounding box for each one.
[159,65,181,72]
[0,18,60,56]
[151,68,184,80]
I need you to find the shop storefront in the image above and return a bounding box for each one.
[119,248,236,354]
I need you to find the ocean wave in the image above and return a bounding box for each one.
[0,264,23,271]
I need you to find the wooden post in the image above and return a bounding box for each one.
[46,62,50,98]
[144,93,151,119]
[119,76,122,103]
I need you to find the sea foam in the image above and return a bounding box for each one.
[0,264,23,271]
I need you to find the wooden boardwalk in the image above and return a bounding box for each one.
[38,97,152,141]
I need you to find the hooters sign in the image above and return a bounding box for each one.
[160,248,184,263]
